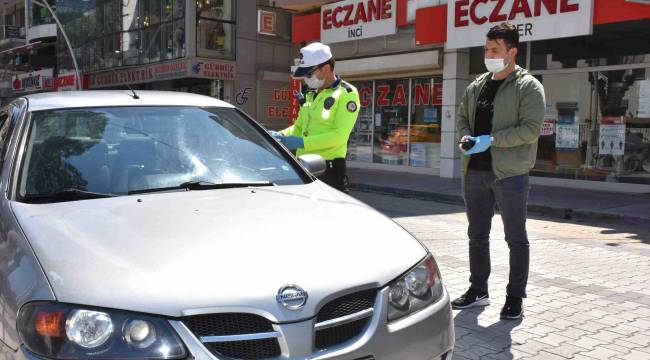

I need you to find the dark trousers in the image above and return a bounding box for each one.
[318,158,348,192]
[462,169,530,298]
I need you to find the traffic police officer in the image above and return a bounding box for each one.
[272,42,360,192]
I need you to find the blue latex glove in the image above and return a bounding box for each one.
[464,135,492,156]
[280,135,304,150]
[269,130,282,139]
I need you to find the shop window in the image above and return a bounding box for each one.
[197,20,234,57]
[173,19,185,58]
[347,81,373,163]
[144,0,163,26]
[143,25,162,63]
[533,68,650,185]
[531,20,650,70]
[122,30,142,66]
[29,0,55,27]
[373,79,410,166]
[197,0,234,21]
[410,77,442,168]
[196,0,235,59]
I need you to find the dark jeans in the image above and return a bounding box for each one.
[462,169,530,298]
[317,158,348,192]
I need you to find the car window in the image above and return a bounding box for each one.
[17,106,305,200]
[0,105,18,165]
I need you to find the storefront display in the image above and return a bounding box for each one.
[347,77,443,169]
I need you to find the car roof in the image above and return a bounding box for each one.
[21,90,235,112]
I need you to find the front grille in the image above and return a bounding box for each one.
[315,318,370,349]
[183,313,274,336]
[182,313,281,359]
[314,288,377,350]
[316,288,377,322]
[204,339,281,360]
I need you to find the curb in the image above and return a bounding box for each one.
[349,183,649,226]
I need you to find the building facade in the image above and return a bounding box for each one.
[279,0,650,193]
[2,0,295,130]
[0,0,27,105]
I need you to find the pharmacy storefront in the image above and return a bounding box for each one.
[288,0,650,190]
[446,0,650,191]
[291,0,446,173]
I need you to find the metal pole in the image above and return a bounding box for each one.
[31,0,82,90]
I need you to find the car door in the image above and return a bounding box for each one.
[0,100,56,351]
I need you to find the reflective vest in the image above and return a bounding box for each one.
[281,77,360,160]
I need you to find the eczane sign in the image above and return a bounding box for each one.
[321,0,397,44]
[446,0,594,49]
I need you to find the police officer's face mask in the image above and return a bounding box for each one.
[304,67,325,89]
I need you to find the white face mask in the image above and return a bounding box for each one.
[304,75,325,89]
[484,58,508,74]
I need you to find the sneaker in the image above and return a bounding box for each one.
[500,296,524,320]
[451,288,490,309]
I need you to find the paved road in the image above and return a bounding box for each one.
[350,191,650,360]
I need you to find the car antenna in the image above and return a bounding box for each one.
[126,83,139,99]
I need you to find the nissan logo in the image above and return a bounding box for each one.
[276,285,308,311]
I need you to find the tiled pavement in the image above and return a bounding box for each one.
[351,191,650,360]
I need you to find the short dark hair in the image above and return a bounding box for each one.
[486,23,519,50]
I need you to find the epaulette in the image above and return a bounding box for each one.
[340,81,354,93]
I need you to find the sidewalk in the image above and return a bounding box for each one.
[347,168,650,226]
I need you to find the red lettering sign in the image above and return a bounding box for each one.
[359,86,372,107]
[323,0,392,30]
[393,84,407,106]
[259,11,276,35]
[433,83,443,105]
[414,83,430,106]
[455,0,580,27]
[376,85,390,107]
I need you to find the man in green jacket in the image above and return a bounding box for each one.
[452,23,546,320]
[272,42,360,192]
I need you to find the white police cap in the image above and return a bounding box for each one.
[293,42,333,77]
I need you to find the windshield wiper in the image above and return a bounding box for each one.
[128,181,275,195]
[23,188,117,203]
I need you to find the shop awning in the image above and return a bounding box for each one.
[0,41,42,55]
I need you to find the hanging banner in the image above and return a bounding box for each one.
[446,0,594,49]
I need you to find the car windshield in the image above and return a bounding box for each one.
[17,106,305,201]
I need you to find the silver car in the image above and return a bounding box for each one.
[0,91,454,360]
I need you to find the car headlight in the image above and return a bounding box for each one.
[386,253,444,322]
[18,302,186,359]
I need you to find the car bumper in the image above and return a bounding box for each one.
[172,287,455,360]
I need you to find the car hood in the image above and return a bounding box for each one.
[11,182,427,321]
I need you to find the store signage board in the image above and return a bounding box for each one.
[12,69,53,93]
[89,58,235,88]
[321,0,397,44]
[446,0,594,49]
[258,10,277,36]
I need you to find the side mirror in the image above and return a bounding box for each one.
[298,154,326,177]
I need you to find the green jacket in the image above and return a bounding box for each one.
[280,78,360,160]
[457,66,546,179]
